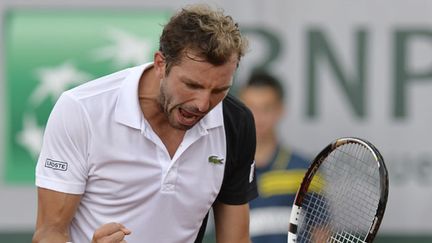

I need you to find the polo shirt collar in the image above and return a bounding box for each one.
[199,102,224,131]
[115,63,152,129]
[115,62,224,131]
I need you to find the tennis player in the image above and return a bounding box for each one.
[32,4,257,243]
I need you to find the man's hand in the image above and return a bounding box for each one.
[92,222,131,243]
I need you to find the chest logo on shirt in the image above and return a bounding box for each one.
[45,158,68,171]
[208,155,224,165]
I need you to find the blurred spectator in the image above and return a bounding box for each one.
[239,71,310,243]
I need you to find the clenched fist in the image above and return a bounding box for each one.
[92,222,132,243]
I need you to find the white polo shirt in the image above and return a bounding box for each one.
[36,63,229,242]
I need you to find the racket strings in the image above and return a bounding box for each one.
[296,143,381,243]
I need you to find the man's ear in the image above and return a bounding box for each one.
[154,51,166,79]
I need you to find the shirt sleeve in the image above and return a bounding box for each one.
[35,92,90,194]
[217,95,258,205]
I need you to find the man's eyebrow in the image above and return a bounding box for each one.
[182,77,203,87]
[214,84,232,92]
[182,77,232,91]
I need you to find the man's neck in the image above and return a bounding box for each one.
[138,66,185,158]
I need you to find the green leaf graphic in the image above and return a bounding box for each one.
[4,9,170,183]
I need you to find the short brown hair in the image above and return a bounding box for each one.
[159,4,248,73]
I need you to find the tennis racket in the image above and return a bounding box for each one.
[287,137,389,243]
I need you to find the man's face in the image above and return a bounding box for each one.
[156,53,237,130]
[240,86,284,139]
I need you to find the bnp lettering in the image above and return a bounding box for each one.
[242,27,431,119]
[305,29,432,119]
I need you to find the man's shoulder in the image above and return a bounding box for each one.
[222,93,253,121]
[66,67,132,100]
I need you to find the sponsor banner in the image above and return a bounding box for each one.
[3,9,169,183]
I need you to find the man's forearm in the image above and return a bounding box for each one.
[32,227,69,243]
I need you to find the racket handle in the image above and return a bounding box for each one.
[288,205,302,243]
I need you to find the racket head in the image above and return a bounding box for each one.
[288,137,389,243]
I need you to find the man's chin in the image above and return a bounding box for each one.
[168,118,195,131]
[173,123,193,131]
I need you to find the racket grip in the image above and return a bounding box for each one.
[288,205,302,243]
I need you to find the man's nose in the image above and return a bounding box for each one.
[196,91,211,113]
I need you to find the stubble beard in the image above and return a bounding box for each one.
[158,84,191,131]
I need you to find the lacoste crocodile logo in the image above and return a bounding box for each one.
[208,155,224,165]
